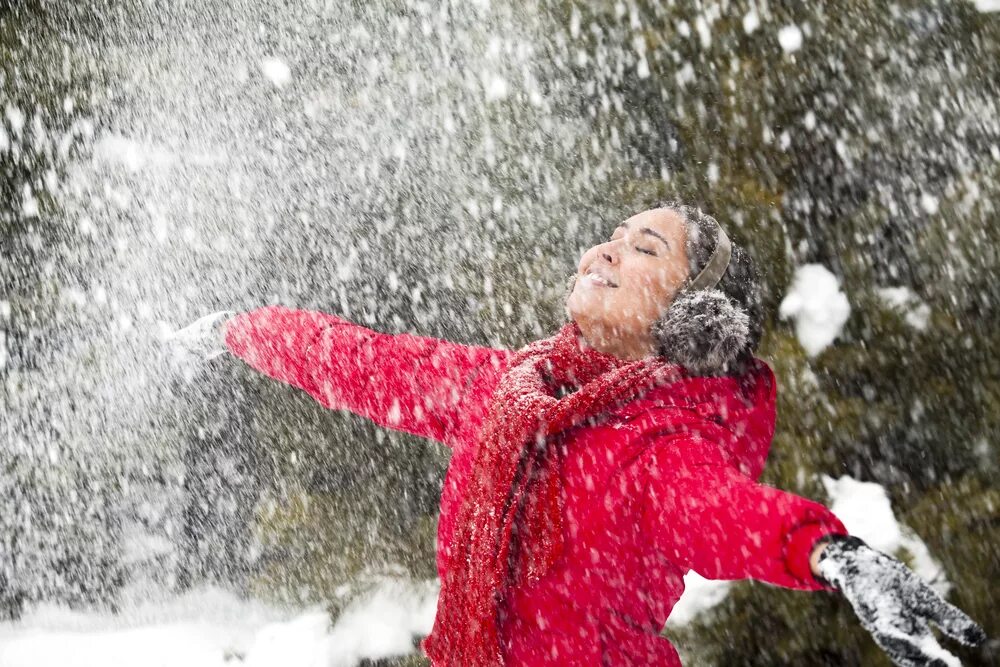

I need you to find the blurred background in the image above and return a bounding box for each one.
[1,0,998,664]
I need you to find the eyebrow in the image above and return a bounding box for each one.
[616,222,671,249]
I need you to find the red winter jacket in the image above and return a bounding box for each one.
[225,306,847,666]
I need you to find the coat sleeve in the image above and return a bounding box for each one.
[641,435,848,591]
[224,305,511,447]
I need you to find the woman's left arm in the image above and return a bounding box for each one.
[640,435,846,590]
[642,436,986,664]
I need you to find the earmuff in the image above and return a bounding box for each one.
[652,221,751,376]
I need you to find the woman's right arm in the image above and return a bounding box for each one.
[223,305,511,447]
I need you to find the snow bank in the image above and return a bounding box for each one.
[779,264,851,356]
[0,580,438,667]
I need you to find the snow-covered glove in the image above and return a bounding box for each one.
[816,535,986,667]
[163,310,235,367]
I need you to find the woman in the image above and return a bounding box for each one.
[171,204,984,666]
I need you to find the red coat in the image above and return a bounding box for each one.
[225,306,847,666]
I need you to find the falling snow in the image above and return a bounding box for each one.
[2,2,997,666]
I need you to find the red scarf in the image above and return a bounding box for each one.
[422,322,678,666]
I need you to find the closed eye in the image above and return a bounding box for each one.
[636,247,657,256]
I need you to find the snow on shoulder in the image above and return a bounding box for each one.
[778,264,851,357]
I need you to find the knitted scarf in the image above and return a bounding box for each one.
[422,322,678,666]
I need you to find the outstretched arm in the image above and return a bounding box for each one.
[641,435,846,591]
[642,435,985,666]
[223,306,511,447]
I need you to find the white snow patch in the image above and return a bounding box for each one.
[94,134,177,172]
[778,264,851,356]
[636,57,650,79]
[876,286,931,331]
[919,192,940,215]
[325,579,438,667]
[261,58,292,88]
[483,73,510,101]
[666,572,732,627]
[778,24,804,53]
[5,105,25,135]
[569,5,581,38]
[0,580,439,667]
[972,0,1000,13]
[21,193,39,218]
[695,15,712,49]
[742,9,760,34]
[675,62,695,86]
[822,475,949,594]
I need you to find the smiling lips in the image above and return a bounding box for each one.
[583,271,618,288]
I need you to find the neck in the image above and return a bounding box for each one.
[573,319,655,361]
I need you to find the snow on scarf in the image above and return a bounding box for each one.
[422,321,679,666]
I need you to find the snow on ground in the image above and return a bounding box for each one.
[778,264,851,356]
[0,579,437,667]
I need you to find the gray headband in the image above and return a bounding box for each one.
[687,223,732,291]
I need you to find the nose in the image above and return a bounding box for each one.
[578,240,619,274]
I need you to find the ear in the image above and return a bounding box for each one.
[652,289,750,376]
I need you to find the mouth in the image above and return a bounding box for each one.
[581,271,618,288]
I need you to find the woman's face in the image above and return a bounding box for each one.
[566,207,690,359]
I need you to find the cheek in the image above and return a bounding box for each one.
[634,264,682,304]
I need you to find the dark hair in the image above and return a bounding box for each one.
[652,202,764,375]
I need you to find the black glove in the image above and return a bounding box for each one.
[816,535,986,667]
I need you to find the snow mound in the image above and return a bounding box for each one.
[973,0,1000,13]
[778,264,851,356]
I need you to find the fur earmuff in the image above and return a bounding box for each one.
[652,289,750,376]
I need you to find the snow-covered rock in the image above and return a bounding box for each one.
[778,264,851,356]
